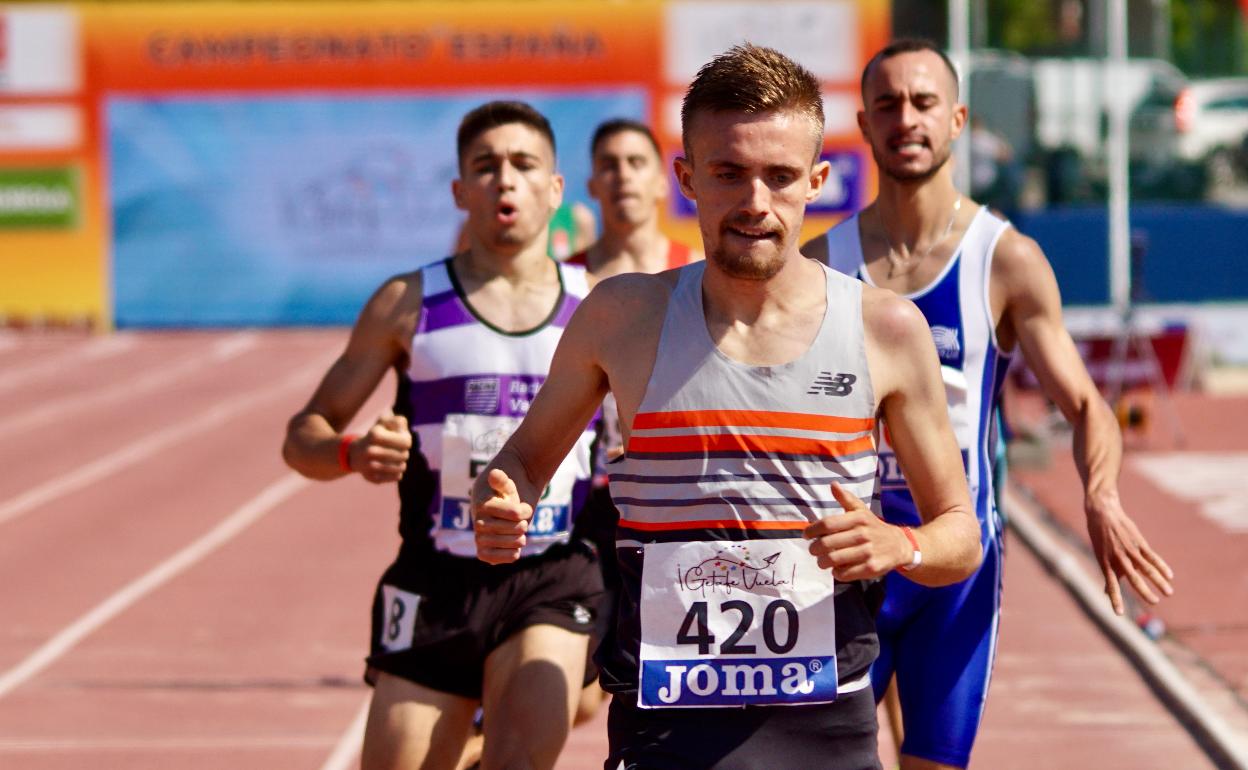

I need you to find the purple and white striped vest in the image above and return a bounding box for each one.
[394,257,594,558]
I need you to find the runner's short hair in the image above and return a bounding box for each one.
[457,101,556,166]
[680,43,824,158]
[860,38,960,101]
[591,118,662,160]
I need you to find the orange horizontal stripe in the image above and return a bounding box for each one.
[627,432,875,456]
[619,518,810,532]
[633,409,874,434]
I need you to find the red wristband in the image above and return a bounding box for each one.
[897,525,921,573]
[338,434,358,472]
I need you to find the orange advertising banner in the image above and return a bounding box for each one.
[87,2,662,91]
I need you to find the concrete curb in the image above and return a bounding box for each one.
[1002,484,1248,770]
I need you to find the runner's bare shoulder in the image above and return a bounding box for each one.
[858,283,938,401]
[576,270,678,411]
[350,269,425,356]
[580,269,678,332]
[570,270,673,371]
[989,227,1058,302]
[863,280,933,344]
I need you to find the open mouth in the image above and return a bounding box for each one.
[726,225,779,242]
[889,137,929,155]
[496,203,518,225]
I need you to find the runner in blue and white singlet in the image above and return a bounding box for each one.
[819,207,1012,765]
[821,208,1012,539]
[810,39,1175,769]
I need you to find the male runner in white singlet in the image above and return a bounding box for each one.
[283,101,601,770]
[804,39,1175,770]
[473,45,982,769]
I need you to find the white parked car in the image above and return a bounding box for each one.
[1130,77,1248,194]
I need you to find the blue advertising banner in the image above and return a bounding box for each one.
[109,90,646,326]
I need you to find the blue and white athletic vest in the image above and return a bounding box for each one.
[820,207,1013,545]
[601,261,882,708]
[394,257,595,558]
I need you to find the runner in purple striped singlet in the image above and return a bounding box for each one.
[473,45,983,769]
[284,101,603,770]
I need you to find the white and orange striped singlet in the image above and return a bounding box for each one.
[603,260,883,710]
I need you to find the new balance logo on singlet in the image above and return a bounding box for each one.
[807,372,856,396]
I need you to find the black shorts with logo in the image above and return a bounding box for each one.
[366,539,604,699]
[570,485,622,670]
[605,685,880,770]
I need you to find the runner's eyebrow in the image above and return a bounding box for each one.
[468,149,542,165]
[767,163,804,177]
[707,160,804,178]
[873,87,939,106]
[600,152,651,163]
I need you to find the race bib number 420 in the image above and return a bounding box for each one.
[637,538,838,709]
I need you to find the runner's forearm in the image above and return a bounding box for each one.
[1071,395,1124,514]
[282,412,353,480]
[905,509,982,586]
[474,445,548,511]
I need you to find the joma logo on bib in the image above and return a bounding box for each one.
[642,657,835,706]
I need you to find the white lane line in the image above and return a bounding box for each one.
[319,696,371,770]
[1133,452,1248,533]
[0,331,259,439]
[0,335,137,395]
[210,330,261,359]
[0,359,322,528]
[0,473,310,701]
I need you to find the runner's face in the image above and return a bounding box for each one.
[676,110,826,280]
[454,123,563,252]
[858,50,965,184]
[588,130,668,228]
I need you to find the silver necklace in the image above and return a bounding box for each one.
[880,196,961,279]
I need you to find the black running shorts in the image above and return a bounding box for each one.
[366,540,603,699]
[605,685,881,770]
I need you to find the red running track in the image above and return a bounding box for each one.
[0,330,1228,769]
